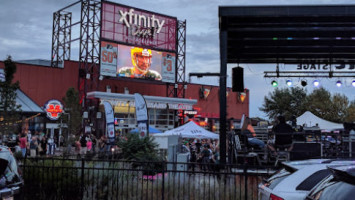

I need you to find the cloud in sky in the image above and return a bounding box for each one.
[0,0,354,119]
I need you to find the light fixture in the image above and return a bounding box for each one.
[286,80,292,87]
[301,80,307,87]
[352,80,355,87]
[271,80,278,87]
[99,75,103,81]
[86,73,91,80]
[336,80,342,87]
[313,80,320,87]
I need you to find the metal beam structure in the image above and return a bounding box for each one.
[51,10,73,68]
[264,71,355,78]
[167,20,187,98]
[78,0,101,109]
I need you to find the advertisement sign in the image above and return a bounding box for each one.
[134,93,149,138]
[103,101,115,139]
[101,2,177,51]
[44,100,63,120]
[134,93,148,121]
[108,43,176,82]
[100,41,118,77]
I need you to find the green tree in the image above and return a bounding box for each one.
[345,100,355,123]
[0,56,21,135]
[62,87,82,138]
[259,87,307,120]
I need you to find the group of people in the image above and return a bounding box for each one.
[75,133,116,158]
[240,115,294,159]
[182,138,220,172]
[17,130,54,158]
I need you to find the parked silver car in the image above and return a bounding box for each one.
[258,159,355,200]
[306,165,355,200]
[0,145,23,199]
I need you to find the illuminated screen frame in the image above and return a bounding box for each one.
[100,41,176,83]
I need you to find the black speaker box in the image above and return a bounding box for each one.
[290,142,322,160]
[232,67,244,92]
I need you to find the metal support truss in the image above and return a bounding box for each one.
[168,20,187,98]
[264,71,355,78]
[79,0,101,109]
[51,11,72,67]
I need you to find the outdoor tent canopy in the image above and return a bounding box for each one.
[297,111,344,130]
[155,121,219,139]
[130,127,162,134]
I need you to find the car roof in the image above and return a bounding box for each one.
[282,159,355,171]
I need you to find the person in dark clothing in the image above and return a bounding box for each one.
[200,144,211,171]
[268,116,294,154]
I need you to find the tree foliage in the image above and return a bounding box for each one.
[259,87,307,120]
[260,86,355,123]
[62,87,82,137]
[117,133,161,161]
[0,56,21,135]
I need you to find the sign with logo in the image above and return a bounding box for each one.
[100,41,118,77]
[103,101,115,140]
[101,2,177,51]
[44,100,63,120]
[134,93,149,138]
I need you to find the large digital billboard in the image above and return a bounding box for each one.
[100,41,176,83]
[101,2,177,52]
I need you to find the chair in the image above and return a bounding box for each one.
[274,132,293,166]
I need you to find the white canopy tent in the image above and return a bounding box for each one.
[296,111,344,130]
[154,121,219,139]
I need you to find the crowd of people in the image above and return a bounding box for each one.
[181,138,220,172]
[15,130,56,158]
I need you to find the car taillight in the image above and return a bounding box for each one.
[270,193,284,200]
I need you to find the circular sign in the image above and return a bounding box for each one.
[44,100,63,120]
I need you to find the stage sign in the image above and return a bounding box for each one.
[101,2,177,52]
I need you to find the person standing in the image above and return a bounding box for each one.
[29,136,38,157]
[86,139,92,153]
[19,134,27,158]
[39,136,47,156]
[79,133,88,155]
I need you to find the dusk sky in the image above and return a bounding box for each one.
[0,0,354,119]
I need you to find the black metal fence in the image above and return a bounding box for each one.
[19,157,276,200]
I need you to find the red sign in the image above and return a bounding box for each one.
[44,100,63,120]
[101,2,177,51]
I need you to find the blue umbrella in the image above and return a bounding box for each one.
[130,127,162,134]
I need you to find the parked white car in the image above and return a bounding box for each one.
[258,159,355,200]
[0,145,23,199]
[306,165,355,200]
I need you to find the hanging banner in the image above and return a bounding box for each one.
[134,93,149,138]
[103,101,115,140]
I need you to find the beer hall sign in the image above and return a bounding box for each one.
[44,100,63,120]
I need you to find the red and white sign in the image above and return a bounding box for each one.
[101,2,177,51]
[44,100,63,120]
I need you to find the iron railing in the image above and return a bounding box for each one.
[19,158,276,200]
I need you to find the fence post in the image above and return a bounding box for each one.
[161,161,165,200]
[81,158,85,198]
[244,165,248,200]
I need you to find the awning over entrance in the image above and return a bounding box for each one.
[87,91,197,110]
[16,89,44,113]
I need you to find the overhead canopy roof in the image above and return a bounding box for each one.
[219,5,355,64]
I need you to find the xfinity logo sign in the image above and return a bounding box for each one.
[119,9,165,34]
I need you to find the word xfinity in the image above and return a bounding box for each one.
[119,9,165,34]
